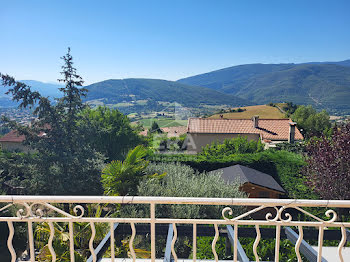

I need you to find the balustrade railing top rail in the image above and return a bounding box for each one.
[1,196,350,262]
[0,195,350,207]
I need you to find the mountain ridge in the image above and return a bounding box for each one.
[178,60,350,114]
[84,78,252,107]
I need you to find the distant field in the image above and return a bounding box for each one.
[138,118,188,128]
[115,102,133,107]
[209,104,287,119]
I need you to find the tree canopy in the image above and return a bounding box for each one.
[83,106,144,161]
[0,48,105,195]
[292,105,331,138]
[305,123,350,200]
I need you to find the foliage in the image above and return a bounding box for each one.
[195,236,227,259]
[121,162,246,219]
[101,145,149,196]
[282,101,298,116]
[240,237,302,261]
[149,121,162,134]
[0,48,105,195]
[292,105,331,137]
[83,106,144,160]
[0,151,36,194]
[305,123,350,200]
[148,150,312,199]
[199,136,264,157]
[274,141,305,154]
[35,204,109,262]
[194,236,302,261]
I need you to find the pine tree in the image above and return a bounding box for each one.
[0,48,105,195]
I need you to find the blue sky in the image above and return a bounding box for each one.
[1,0,349,84]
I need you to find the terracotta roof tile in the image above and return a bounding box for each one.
[0,130,25,143]
[0,130,47,143]
[161,126,187,137]
[187,118,303,141]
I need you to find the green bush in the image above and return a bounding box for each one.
[200,136,264,157]
[148,150,313,199]
[121,162,246,219]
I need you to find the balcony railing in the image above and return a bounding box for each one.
[0,195,349,262]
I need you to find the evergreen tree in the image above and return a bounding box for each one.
[149,121,162,133]
[0,48,105,195]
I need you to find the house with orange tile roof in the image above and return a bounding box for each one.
[139,126,187,138]
[0,130,29,152]
[186,116,303,153]
[0,129,47,152]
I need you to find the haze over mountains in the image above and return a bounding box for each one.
[1,60,350,113]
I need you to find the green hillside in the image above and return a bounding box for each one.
[85,78,252,107]
[235,64,350,111]
[178,62,350,114]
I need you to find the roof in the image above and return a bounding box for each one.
[161,126,187,137]
[187,118,303,141]
[0,130,25,143]
[139,126,187,137]
[212,164,285,193]
[0,129,47,143]
[139,129,148,136]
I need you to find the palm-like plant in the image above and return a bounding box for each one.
[35,204,110,262]
[101,145,149,196]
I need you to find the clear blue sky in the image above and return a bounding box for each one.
[1,0,349,84]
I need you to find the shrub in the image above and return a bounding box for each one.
[148,150,311,199]
[200,136,264,157]
[121,162,246,219]
[305,123,350,200]
[274,141,306,154]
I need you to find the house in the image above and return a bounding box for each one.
[160,126,187,138]
[212,164,285,198]
[0,129,46,152]
[139,126,187,138]
[186,116,303,152]
[0,130,29,152]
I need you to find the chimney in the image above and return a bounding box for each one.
[289,122,297,143]
[252,115,259,128]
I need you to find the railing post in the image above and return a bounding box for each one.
[151,203,156,262]
[28,221,35,262]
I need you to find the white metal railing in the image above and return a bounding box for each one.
[0,195,349,262]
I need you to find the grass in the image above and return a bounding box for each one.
[138,118,188,128]
[115,102,133,107]
[209,104,287,119]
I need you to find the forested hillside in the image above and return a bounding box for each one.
[84,78,252,107]
[178,61,350,114]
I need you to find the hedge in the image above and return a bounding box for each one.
[148,150,315,199]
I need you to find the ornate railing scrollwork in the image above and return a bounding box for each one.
[222,205,338,224]
[1,202,85,219]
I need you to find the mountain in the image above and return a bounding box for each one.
[0,80,63,108]
[305,59,350,67]
[84,78,252,107]
[0,80,62,98]
[178,61,350,113]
